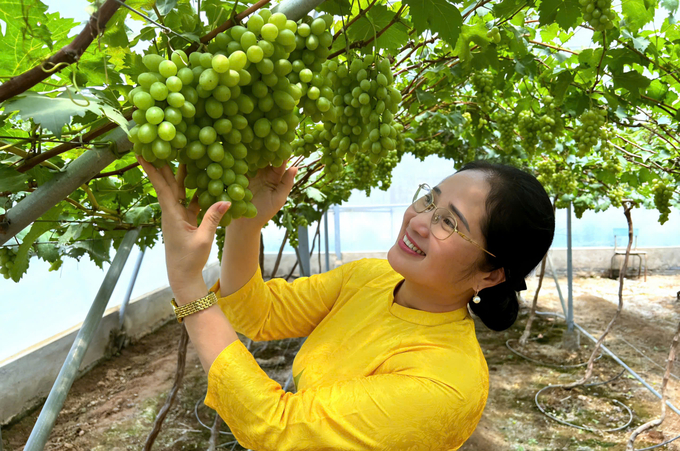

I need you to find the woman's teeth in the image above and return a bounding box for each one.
[403,235,425,255]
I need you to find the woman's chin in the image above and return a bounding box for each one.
[386,244,407,274]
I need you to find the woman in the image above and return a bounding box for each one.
[136,155,555,450]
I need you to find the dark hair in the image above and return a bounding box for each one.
[457,161,555,332]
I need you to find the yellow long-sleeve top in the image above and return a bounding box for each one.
[205,258,488,451]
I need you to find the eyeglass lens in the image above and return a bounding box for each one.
[412,184,458,240]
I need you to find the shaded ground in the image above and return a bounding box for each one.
[3,271,680,450]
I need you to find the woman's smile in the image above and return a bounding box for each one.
[399,231,426,256]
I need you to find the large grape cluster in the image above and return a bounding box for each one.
[495,111,515,153]
[579,0,614,31]
[573,108,608,155]
[652,179,674,224]
[292,54,403,179]
[127,9,339,225]
[471,71,494,111]
[0,246,17,280]
[517,110,540,154]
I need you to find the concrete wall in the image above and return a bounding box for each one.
[0,264,221,426]
[3,246,678,426]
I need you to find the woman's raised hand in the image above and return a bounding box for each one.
[135,155,230,293]
[237,162,298,228]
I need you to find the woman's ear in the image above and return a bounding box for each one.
[479,267,506,290]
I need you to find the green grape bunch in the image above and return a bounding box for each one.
[517,110,540,155]
[495,110,515,153]
[0,246,18,280]
[126,9,339,226]
[292,53,403,180]
[486,26,501,44]
[471,71,494,111]
[573,108,608,155]
[652,179,674,224]
[579,0,615,31]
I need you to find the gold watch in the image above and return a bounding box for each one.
[171,292,218,323]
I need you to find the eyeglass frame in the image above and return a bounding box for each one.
[411,183,497,258]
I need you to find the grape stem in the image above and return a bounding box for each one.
[333,0,378,42]
[327,4,406,59]
[92,162,140,179]
[0,0,125,103]
[17,114,131,174]
[113,0,196,45]
[196,0,272,47]
[590,30,608,93]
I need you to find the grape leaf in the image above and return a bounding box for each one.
[3,88,129,138]
[346,5,410,55]
[305,187,325,202]
[124,205,154,226]
[613,71,651,98]
[0,3,75,78]
[405,0,462,49]
[0,164,29,191]
[317,0,351,15]
[156,0,180,15]
[35,242,61,263]
[622,0,656,32]
[662,0,679,13]
[58,223,87,245]
[538,0,582,31]
[10,204,63,282]
[67,238,112,269]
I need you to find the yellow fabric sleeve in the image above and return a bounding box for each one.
[205,339,480,451]
[209,263,349,342]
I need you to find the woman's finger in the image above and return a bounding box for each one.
[136,156,172,198]
[176,164,187,194]
[136,157,183,216]
[187,192,200,227]
[159,164,181,197]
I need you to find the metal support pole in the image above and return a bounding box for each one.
[323,211,330,272]
[24,228,141,451]
[333,205,341,260]
[118,247,146,330]
[0,124,133,246]
[297,225,310,277]
[566,202,574,332]
[546,252,568,319]
[274,0,327,21]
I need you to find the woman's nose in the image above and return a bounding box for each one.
[409,209,431,237]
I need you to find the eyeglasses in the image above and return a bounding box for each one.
[412,183,497,258]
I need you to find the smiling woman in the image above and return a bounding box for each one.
[388,161,556,331]
[140,157,555,450]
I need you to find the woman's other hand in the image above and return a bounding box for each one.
[238,162,298,229]
[136,155,230,300]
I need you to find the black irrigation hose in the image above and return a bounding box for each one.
[535,369,634,433]
[506,338,604,369]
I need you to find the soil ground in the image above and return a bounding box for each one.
[3,270,680,451]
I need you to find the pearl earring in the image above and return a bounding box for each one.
[472,288,481,304]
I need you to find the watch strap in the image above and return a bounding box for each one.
[171,291,218,323]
